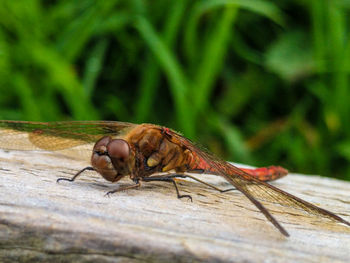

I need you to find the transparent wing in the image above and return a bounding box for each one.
[176,133,350,236]
[0,120,135,151]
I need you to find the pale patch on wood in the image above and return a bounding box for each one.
[0,149,349,262]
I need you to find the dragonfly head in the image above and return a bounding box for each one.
[91,136,135,182]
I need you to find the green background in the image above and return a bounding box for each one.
[0,0,349,180]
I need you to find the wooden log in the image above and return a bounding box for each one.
[0,149,349,262]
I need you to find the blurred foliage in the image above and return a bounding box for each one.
[0,0,349,180]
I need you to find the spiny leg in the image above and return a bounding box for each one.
[142,176,192,202]
[57,166,95,183]
[105,181,141,197]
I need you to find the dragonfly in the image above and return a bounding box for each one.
[0,120,349,237]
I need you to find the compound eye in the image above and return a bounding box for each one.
[107,139,130,160]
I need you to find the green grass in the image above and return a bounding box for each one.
[0,0,349,180]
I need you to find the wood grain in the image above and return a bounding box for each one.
[0,149,349,263]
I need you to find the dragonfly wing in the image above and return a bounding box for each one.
[0,120,135,151]
[176,133,350,236]
[223,163,350,223]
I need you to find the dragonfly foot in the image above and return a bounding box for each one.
[104,191,112,198]
[56,167,94,184]
[56,177,74,183]
[104,182,141,197]
[178,194,193,202]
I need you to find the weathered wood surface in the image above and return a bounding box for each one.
[0,149,349,263]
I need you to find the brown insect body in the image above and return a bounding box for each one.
[91,124,195,183]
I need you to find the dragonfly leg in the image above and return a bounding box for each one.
[56,166,95,183]
[142,176,192,202]
[105,181,141,197]
[220,187,237,193]
[170,174,236,193]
